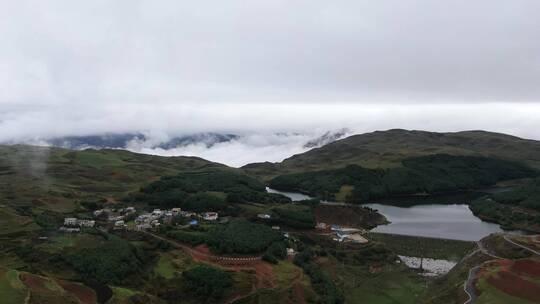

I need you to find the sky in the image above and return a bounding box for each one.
[1,1,540,165]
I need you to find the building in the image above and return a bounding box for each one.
[114,220,125,227]
[136,223,152,231]
[257,214,271,219]
[171,208,182,215]
[345,233,368,244]
[125,207,136,213]
[189,219,199,226]
[180,211,196,218]
[59,227,80,233]
[64,218,78,226]
[108,215,124,222]
[78,219,95,228]
[330,224,341,231]
[203,212,218,221]
[316,222,328,230]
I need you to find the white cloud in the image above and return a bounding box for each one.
[1,1,539,150]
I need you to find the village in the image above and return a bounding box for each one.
[60,206,369,245]
[60,206,220,232]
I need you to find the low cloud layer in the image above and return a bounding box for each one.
[1,1,539,160]
[128,132,322,167]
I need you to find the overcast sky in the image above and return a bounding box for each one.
[1,0,540,143]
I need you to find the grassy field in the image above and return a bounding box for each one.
[154,255,176,279]
[368,233,476,261]
[317,256,427,304]
[0,268,28,303]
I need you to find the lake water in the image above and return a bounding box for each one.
[364,203,504,241]
[267,188,511,241]
[266,187,313,201]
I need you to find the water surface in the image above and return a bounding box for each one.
[365,203,503,241]
[267,187,514,241]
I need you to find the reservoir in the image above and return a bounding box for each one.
[267,188,511,241]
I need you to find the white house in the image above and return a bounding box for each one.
[114,220,125,227]
[59,227,80,233]
[64,218,78,226]
[203,212,218,221]
[316,222,328,230]
[257,214,271,219]
[125,207,136,213]
[136,223,152,231]
[78,219,95,228]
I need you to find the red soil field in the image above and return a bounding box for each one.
[21,274,50,293]
[57,279,97,304]
[487,270,540,302]
[511,258,540,277]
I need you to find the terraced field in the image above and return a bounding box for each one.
[474,258,540,304]
[0,266,97,304]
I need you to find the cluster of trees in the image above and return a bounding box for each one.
[470,178,540,229]
[294,248,344,304]
[131,169,290,210]
[489,178,540,210]
[65,235,142,284]
[166,230,208,246]
[272,207,316,229]
[262,241,287,264]
[270,154,538,203]
[182,265,232,301]
[208,219,282,254]
[33,210,63,229]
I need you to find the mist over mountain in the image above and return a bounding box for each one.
[303,128,350,148]
[14,129,349,167]
[45,132,239,150]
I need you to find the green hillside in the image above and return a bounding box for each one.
[243,129,540,180]
[470,178,540,232]
[268,154,538,202]
[0,145,224,208]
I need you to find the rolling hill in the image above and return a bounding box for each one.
[0,145,225,216]
[242,129,540,180]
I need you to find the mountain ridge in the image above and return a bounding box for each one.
[242,129,540,179]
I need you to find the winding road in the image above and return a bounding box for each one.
[462,234,540,304]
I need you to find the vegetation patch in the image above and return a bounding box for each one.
[154,255,176,279]
[182,264,232,301]
[133,169,290,210]
[470,178,540,232]
[368,233,475,261]
[269,154,537,202]
[208,219,282,254]
[64,234,144,284]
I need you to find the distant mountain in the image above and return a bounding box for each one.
[243,129,540,179]
[44,132,239,150]
[303,128,349,148]
[157,133,239,149]
[47,133,145,149]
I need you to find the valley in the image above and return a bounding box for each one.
[0,129,539,303]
